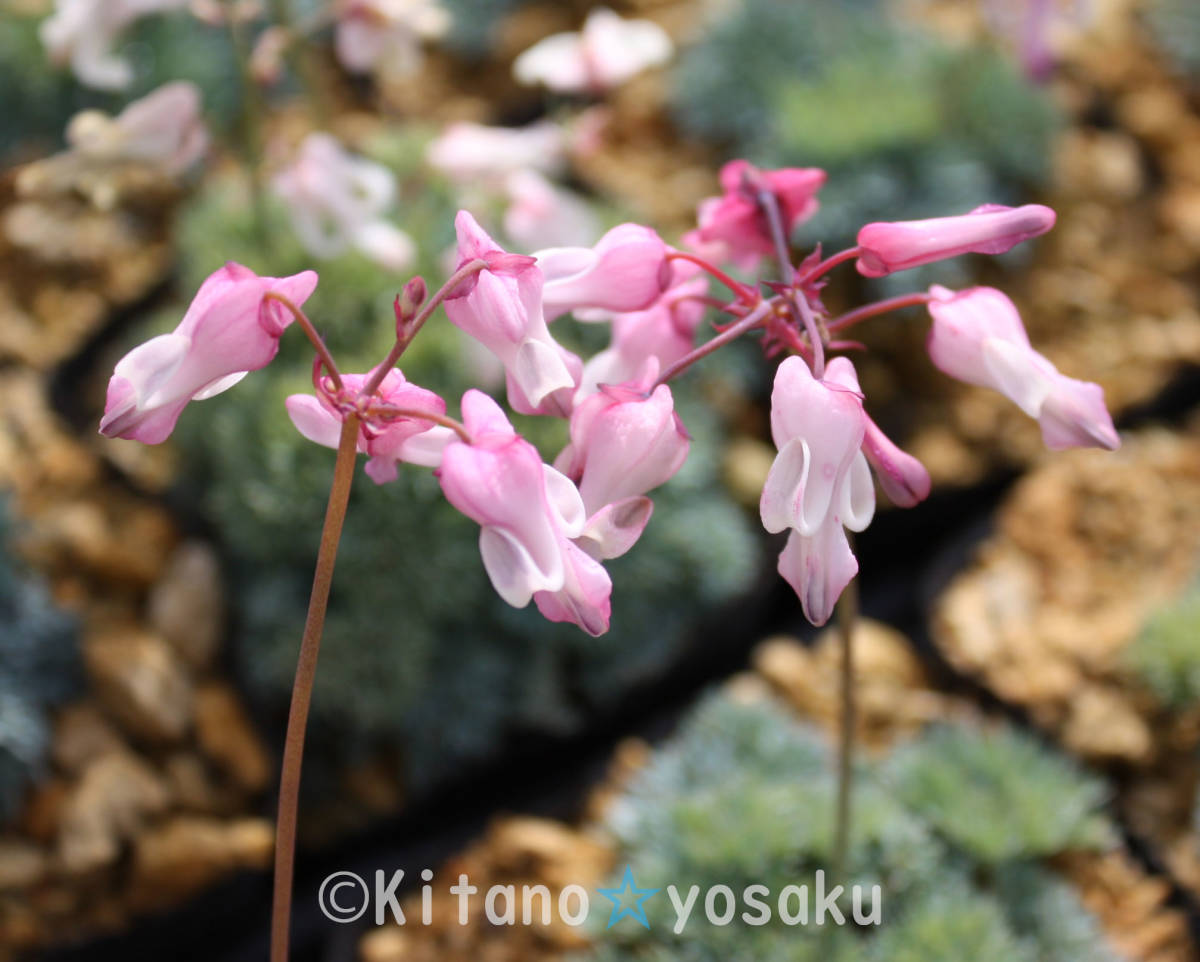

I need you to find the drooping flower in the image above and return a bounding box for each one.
[503,169,599,251]
[40,0,188,90]
[65,81,208,175]
[99,263,318,444]
[285,368,450,483]
[761,356,875,625]
[861,416,932,509]
[443,211,579,416]
[536,223,670,322]
[926,285,1119,450]
[426,121,566,184]
[334,0,450,77]
[272,133,416,272]
[513,6,672,94]
[688,160,826,269]
[576,258,707,399]
[438,391,612,635]
[855,204,1056,278]
[554,360,689,557]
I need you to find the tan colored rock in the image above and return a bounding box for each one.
[193,683,271,794]
[56,753,169,875]
[1061,685,1154,762]
[84,626,193,744]
[0,840,49,891]
[129,816,273,909]
[360,927,411,962]
[51,703,126,775]
[147,541,224,671]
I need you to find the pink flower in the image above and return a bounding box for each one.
[862,416,932,509]
[855,204,1056,278]
[692,160,826,268]
[438,391,611,635]
[427,122,566,183]
[550,362,688,562]
[443,211,579,415]
[926,285,1120,451]
[761,356,875,625]
[285,368,450,484]
[512,7,672,94]
[272,133,415,272]
[334,0,449,77]
[99,263,318,444]
[536,223,670,322]
[503,169,599,251]
[577,259,707,398]
[40,0,189,90]
[65,81,208,174]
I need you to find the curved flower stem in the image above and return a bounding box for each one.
[362,405,473,443]
[656,300,773,386]
[270,414,360,962]
[362,259,488,397]
[666,252,756,304]
[755,188,825,378]
[826,292,931,335]
[263,292,344,392]
[832,555,859,884]
[797,246,861,286]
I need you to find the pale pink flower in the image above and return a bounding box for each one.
[862,416,931,509]
[427,122,566,183]
[761,356,875,625]
[273,134,415,272]
[285,368,450,484]
[513,6,672,94]
[577,259,707,398]
[554,362,689,557]
[99,263,317,444]
[856,204,1056,278]
[41,0,189,89]
[443,211,578,415]
[536,224,669,322]
[926,285,1119,451]
[692,160,826,269]
[334,0,449,76]
[438,390,612,635]
[65,81,207,175]
[503,169,599,252]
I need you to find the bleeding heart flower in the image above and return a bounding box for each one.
[100,263,317,444]
[536,223,670,322]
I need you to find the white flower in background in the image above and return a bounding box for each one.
[334,0,450,76]
[513,7,672,94]
[272,133,416,272]
[65,81,208,175]
[503,169,598,251]
[426,121,566,184]
[40,0,189,90]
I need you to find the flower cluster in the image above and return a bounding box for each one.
[100,159,1118,633]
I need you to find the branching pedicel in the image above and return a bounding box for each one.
[99,160,1119,959]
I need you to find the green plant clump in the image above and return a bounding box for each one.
[1125,588,1200,710]
[671,0,1060,260]
[154,151,760,798]
[0,507,81,821]
[585,694,1121,961]
[1147,0,1200,79]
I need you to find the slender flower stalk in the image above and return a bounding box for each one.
[832,554,858,882]
[826,291,932,335]
[262,291,344,390]
[270,414,360,962]
[655,300,772,386]
[797,245,861,285]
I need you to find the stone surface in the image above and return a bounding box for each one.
[147,542,225,671]
[193,683,271,794]
[84,626,193,744]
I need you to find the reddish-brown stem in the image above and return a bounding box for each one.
[797,245,862,285]
[362,259,488,397]
[666,251,756,304]
[362,405,473,443]
[270,414,359,962]
[263,291,344,392]
[825,292,931,335]
[677,294,748,314]
[656,300,773,386]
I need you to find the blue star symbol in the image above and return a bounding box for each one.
[596,864,659,929]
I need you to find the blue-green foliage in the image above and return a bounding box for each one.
[158,138,759,796]
[0,507,81,821]
[1125,588,1200,710]
[1148,0,1200,79]
[585,694,1121,961]
[671,0,1059,254]
[439,0,531,56]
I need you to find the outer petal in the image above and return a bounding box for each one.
[533,541,613,636]
[1038,374,1120,451]
[925,285,1032,390]
[777,522,858,627]
[285,394,343,449]
[575,496,653,560]
[862,416,931,508]
[513,31,588,91]
[537,224,669,322]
